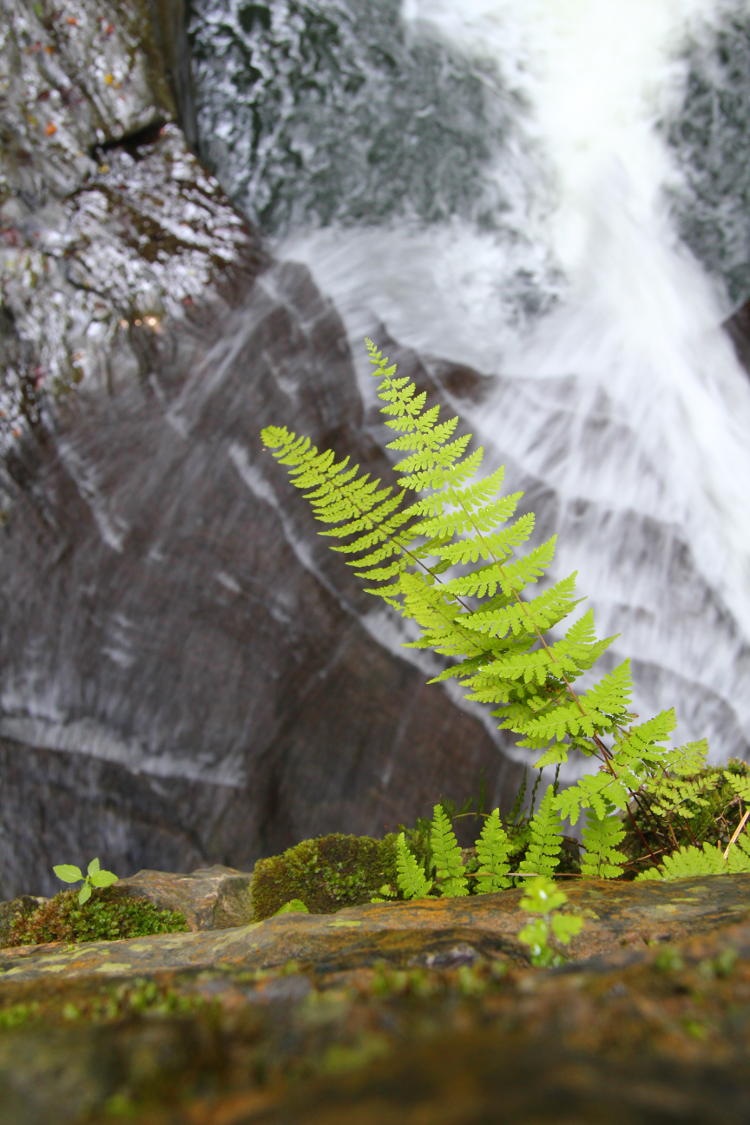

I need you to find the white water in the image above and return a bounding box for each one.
[274,0,750,757]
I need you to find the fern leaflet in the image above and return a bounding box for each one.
[580,809,627,878]
[430,804,469,896]
[395,833,433,899]
[518,786,564,878]
[474,809,513,891]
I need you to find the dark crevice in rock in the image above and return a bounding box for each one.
[89,119,169,163]
[724,299,750,377]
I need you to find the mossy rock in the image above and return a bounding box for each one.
[5,887,189,946]
[250,833,398,920]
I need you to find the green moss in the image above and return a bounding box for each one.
[5,887,189,946]
[250,833,398,920]
[0,977,218,1034]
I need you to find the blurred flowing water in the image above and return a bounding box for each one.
[189,0,750,760]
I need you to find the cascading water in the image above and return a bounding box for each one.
[189,0,750,761]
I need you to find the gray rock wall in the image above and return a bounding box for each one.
[0,0,522,897]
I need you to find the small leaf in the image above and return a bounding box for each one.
[551,912,584,945]
[53,864,83,884]
[273,899,310,916]
[78,883,92,905]
[87,857,101,876]
[89,870,118,888]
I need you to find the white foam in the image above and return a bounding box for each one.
[273,1,750,753]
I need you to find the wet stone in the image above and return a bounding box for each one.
[0,874,750,1122]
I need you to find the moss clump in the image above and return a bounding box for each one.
[251,833,398,920]
[5,887,189,946]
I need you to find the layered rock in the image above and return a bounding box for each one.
[1,873,749,1123]
[0,1,522,897]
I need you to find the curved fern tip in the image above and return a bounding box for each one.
[261,425,287,449]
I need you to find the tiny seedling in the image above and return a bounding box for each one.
[52,858,119,905]
[517,875,585,967]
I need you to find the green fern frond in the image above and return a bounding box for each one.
[555,770,632,824]
[648,773,721,820]
[430,805,469,896]
[264,341,714,873]
[580,809,627,878]
[519,786,564,878]
[411,493,524,542]
[415,462,507,517]
[636,838,750,881]
[395,833,433,899]
[461,574,582,640]
[474,809,513,891]
[669,739,710,776]
[393,433,473,477]
[386,413,460,450]
[435,516,535,567]
[723,770,750,805]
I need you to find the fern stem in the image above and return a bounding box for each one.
[723,807,750,859]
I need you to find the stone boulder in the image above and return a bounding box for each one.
[0,874,749,1122]
[0,1,523,898]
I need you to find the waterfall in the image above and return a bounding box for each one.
[189,0,750,760]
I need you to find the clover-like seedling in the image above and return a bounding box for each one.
[52,858,119,905]
[517,875,585,967]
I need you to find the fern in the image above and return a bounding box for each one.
[580,809,627,879]
[261,339,715,864]
[395,832,433,899]
[636,834,750,881]
[723,770,750,805]
[518,786,563,879]
[474,808,514,891]
[429,804,469,896]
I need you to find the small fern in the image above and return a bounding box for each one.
[636,834,750,881]
[395,832,433,899]
[430,804,469,897]
[474,808,514,891]
[518,786,563,879]
[517,876,585,967]
[579,808,627,879]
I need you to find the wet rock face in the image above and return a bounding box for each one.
[0,3,523,897]
[667,6,750,308]
[0,0,255,451]
[0,257,522,897]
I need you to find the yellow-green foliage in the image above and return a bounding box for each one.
[518,787,563,879]
[636,836,750,881]
[623,758,750,877]
[517,876,585,967]
[394,832,433,899]
[474,808,513,892]
[430,804,469,896]
[6,888,188,946]
[580,808,628,879]
[250,833,398,920]
[262,341,750,885]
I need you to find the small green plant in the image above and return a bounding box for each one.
[387,802,566,900]
[517,876,585,967]
[261,340,750,881]
[53,857,119,904]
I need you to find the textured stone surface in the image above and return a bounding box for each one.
[0,258,523,898]
[113,864,254,931]
[0,0,527,898]
[1,876,750,1123]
